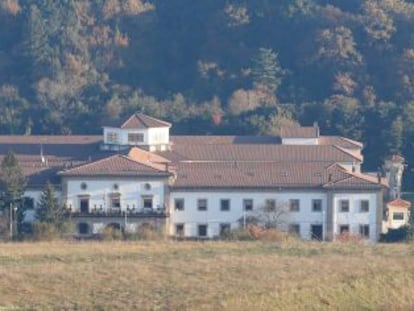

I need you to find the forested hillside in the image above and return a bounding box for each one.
[0,0,414,179]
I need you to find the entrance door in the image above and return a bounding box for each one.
[80,198,89,213]
[311,225,323,241]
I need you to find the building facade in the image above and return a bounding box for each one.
[0,113,388,242]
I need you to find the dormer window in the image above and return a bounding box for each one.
[107,132,118,143]
[128,133,144,144]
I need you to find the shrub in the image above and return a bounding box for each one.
[125,225,165,241]
[380,226,414,243]
[224,228,255,241]
[100,226,124,241]
[335,232,363,244]
[32,223,61,241]
[31,221,75,241]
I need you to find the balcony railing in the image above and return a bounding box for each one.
[67,207,168,218]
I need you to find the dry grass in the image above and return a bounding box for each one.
[0,241,413,310]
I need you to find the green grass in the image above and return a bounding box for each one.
[0,241,413,310]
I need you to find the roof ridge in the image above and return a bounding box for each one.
[136,113,172,127]
[59,154,122,174]
[119,153,167,172]
[332,145,362,161]
[340,137,363,148]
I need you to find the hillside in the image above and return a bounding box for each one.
[0,241,413,310]
[0,1,414,178]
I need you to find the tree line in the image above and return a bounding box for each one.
[0,0,414,184]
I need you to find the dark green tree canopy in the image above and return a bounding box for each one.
[36,182,64,225]
[0,150,26,206]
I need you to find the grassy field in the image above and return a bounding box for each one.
[0,241,413,310]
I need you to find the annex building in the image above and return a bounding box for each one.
[0,113,391,242]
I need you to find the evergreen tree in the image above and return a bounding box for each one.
[0,150,26,208]
[386,116,404,155]
[251,48,284,104]
[36,182,64,226]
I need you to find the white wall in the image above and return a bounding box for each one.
[332,192,378,243]
[148,127,170,145]
[170,190,327,239]
[282,138,318,145]
[103,126,169,148]
[63,178,166,212]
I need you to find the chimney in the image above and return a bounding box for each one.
[313,122,320,138]
[377,171,381,184]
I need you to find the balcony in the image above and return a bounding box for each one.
[67,207,168,218]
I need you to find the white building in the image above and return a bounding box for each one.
[0,113,388,242]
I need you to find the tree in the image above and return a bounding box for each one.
[36,182,65,226]
[0,150,26,239]
[242,200,290,230]
[0,150,26,208]
[251,48,284,105]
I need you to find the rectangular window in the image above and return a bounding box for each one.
[219,223,231,237]
[198,224,208,237]
[393,212,404,220]
[106,132,118,143]
[175,224,184,237]
[360,200,369,212]
[312,199,322,212]
[197,199,208,211]
[288,224,300,236]
[220,199,230,211]
[339,200,349,212]
[359,225,370,238]
[265,199,276,211]
[79,198,89,213]
[111,197,121,209]
[174,198,184,211]
[128,133,144,143]
[339,225,349,234]
[142,196,153,209]
[290,199,300,212]
[243,199,253,211]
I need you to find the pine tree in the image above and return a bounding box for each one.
[36,182,64,226]
[251,47,284,94]
[0,150,26,208]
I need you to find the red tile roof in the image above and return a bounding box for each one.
[160,144,362,163]
[59,154,171,177]
[119,113,171,129]
[387,198,411,208]
[318,136,363,149]
[172,162,383,189]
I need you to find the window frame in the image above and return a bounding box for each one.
[142,196,153,209]
[393,212,405,220]
[360,200,369,213]
[174,198,185,211]
[220,199,230,211]
[359,224,370,238]
[128,132,144,144]
[175,223,184,237]
[339,200,350,213]
[243,199,253,211]
[106,132,118,143]
[339,224,350,234]
[289,199,300,212]
[219,223,231,237]
[198,224,208,237]
[312,199,322,212]
[197,199,208,211]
